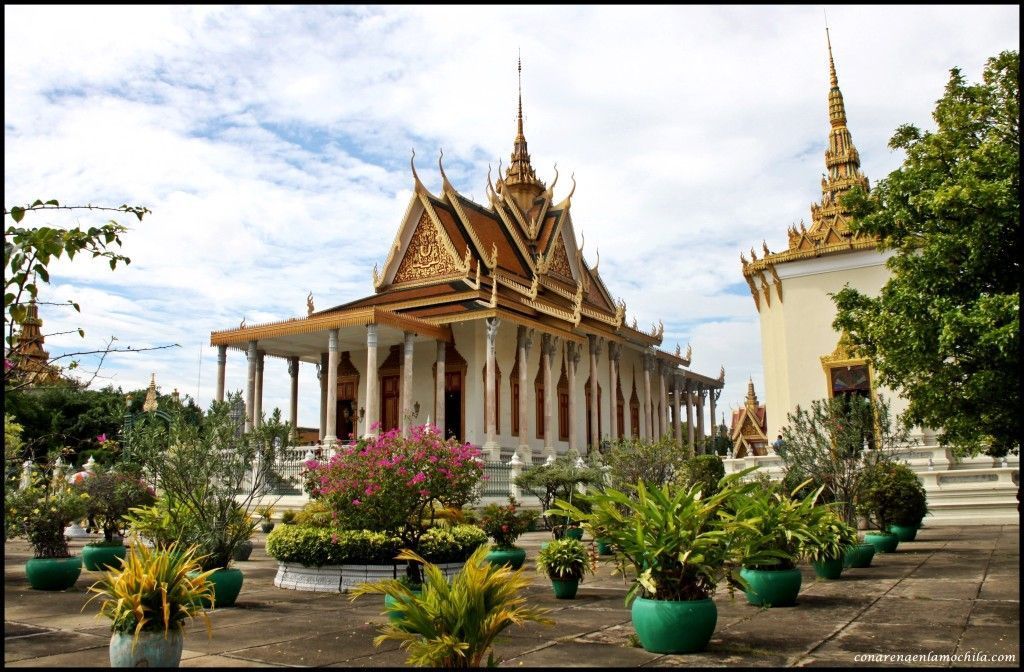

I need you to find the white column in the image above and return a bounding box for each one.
[696,383,706,454]
[542,334,557,457]
[254,350,265,429]
[608,342,621,442]
[672,375,682,447]
[364,325,379,437]
[685,379,695,451]
[484,317,500,459]
[566,341,582,454]
[709,387,718,448]
[642,354,654,441]
[516,326,533,462]
[401,331,415,437]
[658,363,668,440]
[288,356,299,436]
[215,344,227,403]
[245,340,257,433]
[325,330,339,445]
[588,335,602,452]
[318,352,329,440]
[435,340,446,435]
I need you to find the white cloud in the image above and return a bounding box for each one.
[5,5,1018,427]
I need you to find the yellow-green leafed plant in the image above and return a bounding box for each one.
[349,545,553,668]
[84,541,216,651]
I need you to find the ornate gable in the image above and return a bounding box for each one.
[392,211,464,286]
[548,235,574,281]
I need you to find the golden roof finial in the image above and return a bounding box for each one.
[143,373,158,413]
[438,148,453,192]
[516,50,524,141]
[307,291,314,316]
[503,55,543,195]
[410,148,425,193]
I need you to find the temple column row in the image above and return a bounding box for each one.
[541,334,558,457]
[517,326,533,462]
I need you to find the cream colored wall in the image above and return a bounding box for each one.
[760,251,909,438]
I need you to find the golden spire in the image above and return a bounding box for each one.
[502,55,544,210]
[745,378,759,409]
[143,373,158,413]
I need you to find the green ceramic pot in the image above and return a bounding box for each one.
[384,590,422,623]
[231,539,254,561]
[631,597,717,654]
[596,538,613,555]
[191,567,244,608]
[551,577,580,599]
[740,567,802,607]
[888,523,920,542]
[25,556,82,591]
[109,629,183,667]
[864,532,900,554]
[82,543,127,571]
[812,557,845,580]
[843,543,876,568]
[564,527,584,541]
[484,546,526,570]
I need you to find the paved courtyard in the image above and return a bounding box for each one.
[4,525,1018,668]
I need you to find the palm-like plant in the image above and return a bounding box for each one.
[83,541,216,650]
[349,545,552,668]
[802,509,859,563]
[547,468,759,604]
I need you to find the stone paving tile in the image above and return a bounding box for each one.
[886,578,982,601]
[968,599,1021,627]
[181,653,279,667]
[978,577,1019,602]
[501,640,662,667]
[221,629,401,667]
[4,630,109,663]
[810,622,962,658]
[858,595,973,627]
[952,625,1020,667]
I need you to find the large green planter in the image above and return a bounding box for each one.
[812,557,845,580]
[109,629,183,667]
[82,543,127,571]
[25,556,82,591]
[864,532,900,554]
[888,523,920,542]
[844,543,876,568]
[484,546,526,570]
[596,538,613,555]
[551,577,580,599]
[631,597,717,654]
[740,567,802,607]
[564,527,584,541]
[191,567,244,608]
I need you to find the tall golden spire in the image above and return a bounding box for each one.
[502,55,544,211]
[809,27,870,233]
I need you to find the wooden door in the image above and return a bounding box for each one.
[444,370,462,441]
[381,375,400,432]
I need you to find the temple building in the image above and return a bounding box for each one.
[739,30,914,440]
[730,379,768,458]
[210,64,725,462]
[7,300,61,385]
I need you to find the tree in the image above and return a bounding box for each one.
[832,51,1019,457]
[603,436,689,492]
[4,199,176,391]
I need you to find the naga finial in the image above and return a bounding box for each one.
[438,148,452,192]
[239,316,246,329]
[762,240,770,257]
[490,241,499,269]
[740,251,749,265]
[675,343,681,358]
[750,247,758,261]
[685,343,692,362]
[550,162,559,191]
[463,246,472,272]
[306,291,314,316]
[410,148,422,189]
[593,247,600,272]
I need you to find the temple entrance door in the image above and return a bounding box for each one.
[444,370,462,441]
[337,379,357,442]
[381,375,400,432]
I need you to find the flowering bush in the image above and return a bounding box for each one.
[6,477,89,558]
[73,467,155,543]
[303,425,483,555]
[479,498,537,549]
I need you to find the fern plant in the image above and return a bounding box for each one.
[349,545,552,667]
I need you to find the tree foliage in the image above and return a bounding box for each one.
[832,51,1019,456]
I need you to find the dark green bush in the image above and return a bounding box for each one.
[265,524,487,567]
[857,462,928,530]
[679,454,725,497]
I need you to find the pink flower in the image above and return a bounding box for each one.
[409,472,426,485]
[3,359,13,372]
[352,499,362,506]
[331,533,339,544]
[97,433,108,444]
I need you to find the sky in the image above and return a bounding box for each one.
[4,5,1019,431]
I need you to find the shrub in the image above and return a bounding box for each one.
[6,475,89,558]
[603,436,689,491]
[678,454,725,497]
[280,510,297,525]
[535,538,595,581]
[265,524,487,567]
[303,425,482,577]
[74,467,155,543]
[513,450,604,534]
[478,498,536,549]
[294,498,335,528]
[857,461,928,530]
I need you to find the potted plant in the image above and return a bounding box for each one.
[548,469,758,654]
[74,466,155,571]
[280,509,298,525]
[256,504,276,533]
[349,545,552,667]
[479,498,537,570]
[230,509,256,562]
[125,393,291,608]
[724,481,827,607]
[804,509,859,580]
[512,450,604,539]
[888,469,928,542]
[84,541,216,667]
[535,537,595,599]
[857,461,923,553]
[5,472,89,591]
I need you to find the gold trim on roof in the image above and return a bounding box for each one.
[210,307,452,345]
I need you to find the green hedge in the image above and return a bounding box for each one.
[266,524,487,567]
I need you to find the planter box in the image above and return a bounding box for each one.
[274,561,466,593]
